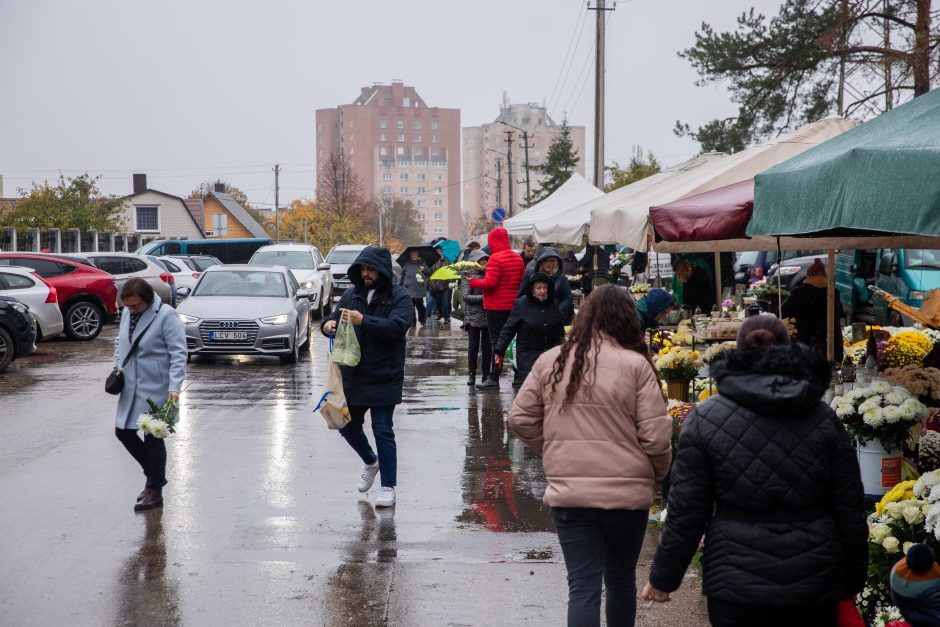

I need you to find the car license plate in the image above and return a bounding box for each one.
[210,331,248,340]
[338,282,351,288]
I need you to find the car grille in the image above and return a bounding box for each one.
[199,320,259,346]
[332,273,347,280]
[260,337,289,350]
[186,337,198,350]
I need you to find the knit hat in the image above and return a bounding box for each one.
[891,544,940,600]
[807,258,827,278]
[646,288,676,317]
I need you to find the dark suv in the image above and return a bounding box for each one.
[0,253,118,340]
[0,296,37,371]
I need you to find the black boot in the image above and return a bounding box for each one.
[467,371,476,386]
[476,376,499,390]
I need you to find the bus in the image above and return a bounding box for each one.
[136,238,272,264]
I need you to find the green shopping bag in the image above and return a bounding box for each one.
[332,317,361,367]
[506,337,516,369]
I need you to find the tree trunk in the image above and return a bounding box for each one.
[912,0,932,95]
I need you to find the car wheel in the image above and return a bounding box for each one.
[279,326,300,364]
[312,292,325,321]
[64,301,104,341]
[0,327,13,372]
[301,315,312,349]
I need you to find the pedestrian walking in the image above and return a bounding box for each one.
[520,239,537,268]
[782,258,844,362]
[515,246,574,324]
[429,246,451,324]
[322,246,412,508]
[460,250,491,386]
[469,226,526,390]
[641,315,868,626]
[113,278,187,512]
[496,273,565,388]
[397,248,429,326]
[635,288,676,333]
[509,284,672,627]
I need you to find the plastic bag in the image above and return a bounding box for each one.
[332,317,361,367]
[506,337,516,369]
[314,353,351,429]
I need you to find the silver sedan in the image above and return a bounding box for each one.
[176,265,313,364]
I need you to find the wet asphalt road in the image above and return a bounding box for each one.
[0,322,707,626]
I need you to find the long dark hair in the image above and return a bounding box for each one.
[550,284,661,406]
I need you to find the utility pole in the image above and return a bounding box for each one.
[884,0,893,111]
[504,130,514,217]
[494,157,503,209]
[521,130,532,208]
[837,0,848,115]
[274,163,281,243]
[588,0,615,189]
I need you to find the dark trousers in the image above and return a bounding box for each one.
[486,309,511,379]
[432,290,450,320]
[707,598,838,627]
[551,507,649,627]
[467,326,491,377]
[410,298,426,325]
[115,428,167,489]
[340,405,397,487]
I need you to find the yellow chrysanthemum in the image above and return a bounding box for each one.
[875,480,918,517]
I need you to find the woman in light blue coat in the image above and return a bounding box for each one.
[113,278,186,511]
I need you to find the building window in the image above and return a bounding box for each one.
[434,226,444,234]
[417,186,426,194]
[397,120,404,129]
[380,119,388,128]
[414,120,422,130]
[434,200,444,208]
[348,121,354,129]
[417,199,426,208]
[383,171,391,181]
[400,186,408,194]
[431,148,440,157]
[417,212,425,221]
[380,146,388,156]
[434,173,443,181]
[399,173,408,181]
[431,135,438,143]
[431,121,438,130]
[396,146,405,155]
[403,97,410,107]
[417,173,426,181]
[135,206,159,232]
[433,187,443,194]
[383,185,392,194]
[397,133,405,142]
[380,133,387,142]
[434,212,443,220]
[211,213,229,236]
[414,135,421,142]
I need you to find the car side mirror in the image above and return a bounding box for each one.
[177,287,191,300]
[296,288,315,300]
[318,263,331,271]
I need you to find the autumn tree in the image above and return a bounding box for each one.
[277,198,373,253]
[381,198,424,247]
[605,147,662,192]
[676,0,940,153]
[528,117,580,204]
[188,180,271,235]
[5,173,125,231]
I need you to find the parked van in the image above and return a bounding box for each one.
[137,238,272,264]
[835,249,940,324]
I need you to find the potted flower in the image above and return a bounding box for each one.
[703,341,736,366]
[831,381,928,496]
[655,347,703,402]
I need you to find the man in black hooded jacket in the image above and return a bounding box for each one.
[322,246,412,508]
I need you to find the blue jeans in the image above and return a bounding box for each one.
[340,405,397,487]
[551,507,649,627]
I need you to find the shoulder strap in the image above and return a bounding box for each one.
[120,305,161,369]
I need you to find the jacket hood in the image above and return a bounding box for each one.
[489,227,510,254]
[711,343,832,417]
[468,250,489,263]
[526,272,556,304]
[349,246,394,289]
[535,246,563,277]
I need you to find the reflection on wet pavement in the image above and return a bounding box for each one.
[115,510,181,627]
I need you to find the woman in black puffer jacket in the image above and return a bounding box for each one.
[641,316,868,627]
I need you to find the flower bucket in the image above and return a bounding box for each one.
[666,380,690,403]
[857,439,903,498]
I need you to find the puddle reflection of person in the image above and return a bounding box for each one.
[116,509,181,624]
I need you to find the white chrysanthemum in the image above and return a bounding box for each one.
[830,397,844,410]
[835,404,855,418]
[882,405,903,424]
[858,386,879,398]
[845,388,864,402]
[903,505,926,525]
[901,398,928,420]
[885,389,911,405]
[149,419,169,439]
[863,407,885,427]
[885,501,904,520]
[859,395,884,413]
[915,469,940,497]
[869,522,890,543]
[137,414,153,434]
[871,380,892,394]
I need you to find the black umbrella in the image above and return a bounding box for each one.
[396,245,439,269]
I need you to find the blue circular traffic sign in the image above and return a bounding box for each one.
[492,207,507,222]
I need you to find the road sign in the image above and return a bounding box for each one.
[492,207,507,222]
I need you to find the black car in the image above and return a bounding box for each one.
[735,249,826,286]
[0,296,38,372]
[766,254,827,292]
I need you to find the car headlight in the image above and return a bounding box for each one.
[178,313,200,324]
[302,281,316,289]
[260,314,289,325]
[910,291,928,301]
[777,266,801,276]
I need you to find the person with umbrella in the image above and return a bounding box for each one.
[397,247,431,326]
[429,245,452,324]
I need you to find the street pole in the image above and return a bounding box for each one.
[589,0,613,190]
[495,157,503,208]
[274,163,281,243]
[505,130,514,217]
[522,130,532,208]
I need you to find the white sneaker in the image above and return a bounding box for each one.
[375,486,396,508]
[357,462,379,493]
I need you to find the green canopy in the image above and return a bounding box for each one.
[750,89,940,238]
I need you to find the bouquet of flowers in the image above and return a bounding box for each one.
[752,284,790,300]
[655,347,704,382]
[649,329,673,353]
[703,341,736,365]
[667,401,696,451]
[846,340,869,367]
[831,381,928,450]
[919,430,940,474]
[879,331,931,369]
[138,398,179,439]
[629,283,651,294]
[915,469,940,541]
[884,365,940,404]
[451,261,484,273]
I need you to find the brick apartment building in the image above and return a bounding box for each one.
[316,82,461,241]
[463,99,586,231]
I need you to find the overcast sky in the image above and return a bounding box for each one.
[0,0,784,209]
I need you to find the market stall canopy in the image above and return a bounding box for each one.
[502,173,603,238]
[570,116,858,250]
[751,88,940,239]
[650,179,753,244]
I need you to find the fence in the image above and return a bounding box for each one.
[0,227,164,254]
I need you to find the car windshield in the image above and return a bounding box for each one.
[735,251,759,268]
[194,271,288,297]
[190,257,220,271]
[905,249,940,270]
[326,250,362,264]
[251,250,315,269]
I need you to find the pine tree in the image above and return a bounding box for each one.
[528,117,580,205]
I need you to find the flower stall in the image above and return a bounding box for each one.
[655,347,704,402]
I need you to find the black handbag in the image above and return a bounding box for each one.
[105,313,158,395]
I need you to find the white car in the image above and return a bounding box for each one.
[158,256,203,304]
[248,244,333,319]
[76,252,174,306]
[0,266,65,340]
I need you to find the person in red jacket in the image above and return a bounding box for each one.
[469,226,525,390]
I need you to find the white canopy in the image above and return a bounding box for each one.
[535,116,859,250]
[502,173,603,238]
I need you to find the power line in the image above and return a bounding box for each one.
[549,6,592,115]
[547,2,589,112]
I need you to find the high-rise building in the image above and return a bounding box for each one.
[316,81,461,241]
[463,98,586,235]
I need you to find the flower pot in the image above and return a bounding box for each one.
[666,380,690,402]
[856,439,903,498]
